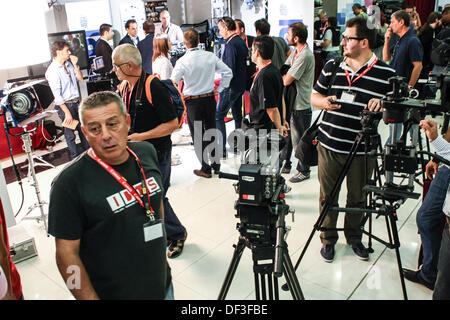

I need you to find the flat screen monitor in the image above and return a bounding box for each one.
[93,56,105,71]
[48,30,89,70]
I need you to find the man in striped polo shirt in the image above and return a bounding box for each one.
[311,17,396,262]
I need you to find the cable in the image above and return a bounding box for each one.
[2,122,25,218]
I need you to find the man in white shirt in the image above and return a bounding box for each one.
[171,28,232,178]
[155,10,183,45]
[420,119,450,300]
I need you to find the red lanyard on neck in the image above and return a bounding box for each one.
[293,44,307,64]
[252,61,272,87]
[90,147,155,217]
[245,35,249,48]
[226,33,239,44]
[344,57,378,89]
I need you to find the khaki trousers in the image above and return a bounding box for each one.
[317,143,375,245]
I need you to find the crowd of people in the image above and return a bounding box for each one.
[1,5,450,300]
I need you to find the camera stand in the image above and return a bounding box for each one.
[218,208,304,300]
[283,121,420,300]
[19,129,48,232]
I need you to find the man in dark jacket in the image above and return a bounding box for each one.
[138,20,155,75]
[119,19,140,47]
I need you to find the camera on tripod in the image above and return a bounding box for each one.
[218,131,304,300]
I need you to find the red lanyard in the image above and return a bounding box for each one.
[226,33,239,44]
[292,44,307,64]
[344,57,378,89]
[320,21,328,35]
[90,147,155,217]
[252,61,272,87]
[245,35,249,48]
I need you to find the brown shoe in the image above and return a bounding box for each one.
[193,169,212,178]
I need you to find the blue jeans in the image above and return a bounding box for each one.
[290,109,312,175]
[56,102,90,159]
[156,144,186,241]
[417,166,450,283]
[164,282,174,300]
[216,88,245,154]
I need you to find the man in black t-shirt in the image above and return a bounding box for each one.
[247,35,287,136]
[48,91,172,299]
[112,44,188,259]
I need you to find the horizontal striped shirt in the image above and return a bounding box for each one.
[313,53,396,154]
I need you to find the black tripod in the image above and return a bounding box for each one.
[218,199,304,300]
[283,115,420,300]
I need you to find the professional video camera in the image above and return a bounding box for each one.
[218,131,303,300]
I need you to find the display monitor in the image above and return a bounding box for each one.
[47,30,89,70]
[93,56,105,71]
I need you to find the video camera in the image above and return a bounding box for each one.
[219,131,292,244]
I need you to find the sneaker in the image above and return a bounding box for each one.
[167,232,187,259]
[289,172,310,183]
[351,242,369,261]
[320,244,335,262]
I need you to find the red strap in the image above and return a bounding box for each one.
[252,61,272,87]
[226,33,239,44]
[292,44,307,64]
[90,147,154,214]
[344,57,379,89]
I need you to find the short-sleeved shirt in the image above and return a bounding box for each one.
[124,73,178,151]
[285,45,315,111]
[48,142,171,299]
[313,54,396,154]
[249,63,283,129]
[390,28,424,82]
[222,34,248,92]
[322,29,340,52]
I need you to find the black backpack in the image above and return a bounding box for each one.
[431,38,450,67]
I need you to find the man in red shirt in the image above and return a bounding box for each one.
[0,199,22,300]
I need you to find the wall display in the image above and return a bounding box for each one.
[48,30,90,70]
[437,0,450,10]
[267,0,315,50]
[119,0,147,41]
[65,0,112,59]
[231,0,266,36]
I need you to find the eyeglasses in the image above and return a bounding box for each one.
[112,62,129,70]
[342,35,364,42]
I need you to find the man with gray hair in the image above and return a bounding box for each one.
[112,44,188,258]
[48,91,173,299]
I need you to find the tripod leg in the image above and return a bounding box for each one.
[282,249,304,300]
[218,238,246,300]
[389,214,408,300]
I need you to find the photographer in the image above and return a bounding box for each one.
[311,17,396,262]
[419,120,450,300]
[246,35,288,137]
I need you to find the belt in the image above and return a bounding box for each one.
[65,98,80,104]
[184,92,215,101]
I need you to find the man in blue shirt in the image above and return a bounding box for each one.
[383,10,423,143]
[216,17,248,158]
[45,40,89,159]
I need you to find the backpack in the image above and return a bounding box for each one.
[431,38,450,67]
[144,74,186,128]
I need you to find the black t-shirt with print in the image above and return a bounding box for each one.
[48,141,171,299]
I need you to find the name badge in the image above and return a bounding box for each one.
[341,91,356,103]
[143,220,163,242]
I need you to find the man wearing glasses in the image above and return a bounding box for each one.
[311,17,396,263]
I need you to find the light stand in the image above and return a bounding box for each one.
[18,127,48,232]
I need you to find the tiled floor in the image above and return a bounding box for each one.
[3,121,434,300]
